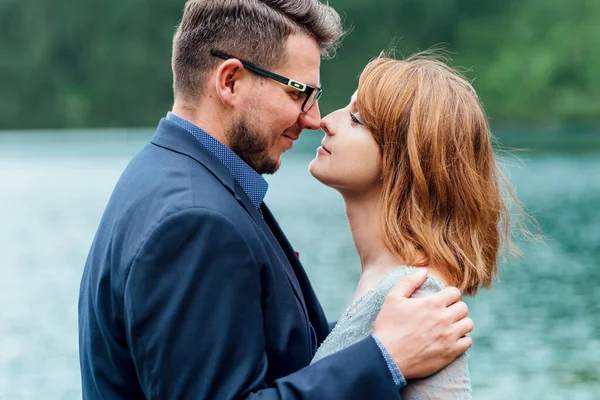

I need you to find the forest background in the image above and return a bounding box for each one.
[1,0,599,130]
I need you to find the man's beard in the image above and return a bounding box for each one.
[228,113,280,175]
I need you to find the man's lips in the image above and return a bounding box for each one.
[283,133,300,141]
[281,134,298,150]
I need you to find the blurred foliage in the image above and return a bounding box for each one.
[1,0,599,129]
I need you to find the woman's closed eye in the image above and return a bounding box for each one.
[349,112,363,125]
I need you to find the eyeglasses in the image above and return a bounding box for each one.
[210,49,322,113]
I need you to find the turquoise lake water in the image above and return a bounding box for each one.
[0,130,599,399]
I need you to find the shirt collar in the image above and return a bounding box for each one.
[166,112,268,208]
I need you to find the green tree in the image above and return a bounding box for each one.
[1,0,598,129]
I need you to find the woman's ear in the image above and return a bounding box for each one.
[214,59,247,107]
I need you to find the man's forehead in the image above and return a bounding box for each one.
[281,34,321,87]
[283,56,320,85]
[351,91,358,104]
[280,63,320,88]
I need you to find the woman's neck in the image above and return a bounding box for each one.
[342,189,448,301]
[343,190,402,272]
[342,190,406,300]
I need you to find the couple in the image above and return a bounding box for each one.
[79,0,518,399]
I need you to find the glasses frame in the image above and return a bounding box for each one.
[210,49,322,112]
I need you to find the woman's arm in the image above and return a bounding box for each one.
[401,353,472,399]
[400,273,472,399]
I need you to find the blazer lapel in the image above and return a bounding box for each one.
[151,118,310,321]
[258,204,309,312]
[261,204,330,345]
[151,118,264,225]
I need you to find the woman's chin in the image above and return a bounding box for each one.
[308,161,334,187]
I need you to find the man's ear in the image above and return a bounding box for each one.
[215,59,247,107]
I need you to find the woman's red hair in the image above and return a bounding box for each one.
[357,52,521,295]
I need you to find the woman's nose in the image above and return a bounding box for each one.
[320,112,336,136]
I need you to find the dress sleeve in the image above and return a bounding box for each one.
[400,274,473,399]
[400,353,472,399]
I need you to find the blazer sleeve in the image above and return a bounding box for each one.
[123,207,400,400]
[328,320,338,333]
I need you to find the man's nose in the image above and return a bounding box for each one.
[298,101,321,131]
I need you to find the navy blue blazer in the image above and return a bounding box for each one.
[78,119,400,399]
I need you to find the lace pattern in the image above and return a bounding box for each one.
[311,266,472,399]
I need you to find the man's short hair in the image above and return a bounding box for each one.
[172,0,344,105]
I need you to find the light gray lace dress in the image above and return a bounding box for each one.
[311,266,472,399]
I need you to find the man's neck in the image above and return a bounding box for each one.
[172,99,230,148]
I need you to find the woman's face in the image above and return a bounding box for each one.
[309,91,382,194]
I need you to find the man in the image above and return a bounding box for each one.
[78,0,473,398]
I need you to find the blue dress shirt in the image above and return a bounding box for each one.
[166,112,405,389]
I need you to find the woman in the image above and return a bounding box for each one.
[309,52,521,398]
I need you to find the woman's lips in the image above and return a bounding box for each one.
[317,145,331,155]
